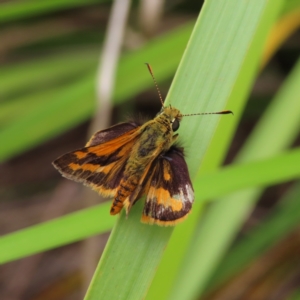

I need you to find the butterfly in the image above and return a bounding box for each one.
[53,64,232,226]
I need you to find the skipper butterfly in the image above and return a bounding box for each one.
[53,64,232,226]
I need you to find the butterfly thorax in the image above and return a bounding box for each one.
[110,106,183,215]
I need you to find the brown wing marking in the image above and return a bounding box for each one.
[141,146,194,226]
[53,125,141,197]
[86,122,140,147]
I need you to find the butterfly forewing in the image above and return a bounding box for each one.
[53,122,141,197]
[86,121,140,146]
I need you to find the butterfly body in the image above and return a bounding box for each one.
[111,106,182,215]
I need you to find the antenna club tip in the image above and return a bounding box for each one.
[145,63,153,73]
[224,110,234,115]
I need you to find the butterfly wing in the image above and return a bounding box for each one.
[86,121,139,146]
[53,122,141,197]
[141,146,194,226]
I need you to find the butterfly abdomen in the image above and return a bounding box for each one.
[110,151,155,215]
[110,176,139,215]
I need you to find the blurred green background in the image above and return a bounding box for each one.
[1,1,300,299]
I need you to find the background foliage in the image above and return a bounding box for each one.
[0,0,300,299]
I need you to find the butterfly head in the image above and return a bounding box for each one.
[158,105,182,132]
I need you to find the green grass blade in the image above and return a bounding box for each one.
[169,16,300,300]
[0,78,95,162]
[204,53,300,294]
[208,182,300,289]
[195,147,300,201]
[0,203,113,264]
[84,5,240,299]
[147,0,284,298]
[84,201,173,300]
[0,0,106,22]
[1,147,299,265]
[0,50,98,101]
[281,0,300,15]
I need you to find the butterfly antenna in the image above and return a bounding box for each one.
[145,63,164,106]
[182,110,233,117]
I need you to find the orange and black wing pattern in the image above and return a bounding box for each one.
[141,146,194,226]
[53,122,141,197]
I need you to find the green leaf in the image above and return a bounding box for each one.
[0,79,95,162]
[1,147,300,265]
[0,0,107,22]
[208,182,300,289]
[147,1,284,299]
[0,202,113,264]
[204,54,300,293]
[0,50,98,102]
[85,1,282,299]
[167,9,300,300]
[194,147,300,202]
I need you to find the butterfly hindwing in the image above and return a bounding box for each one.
[53,122,141,197]
[141,146,194,226]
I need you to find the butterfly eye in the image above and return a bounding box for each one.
[172,118,180,131]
